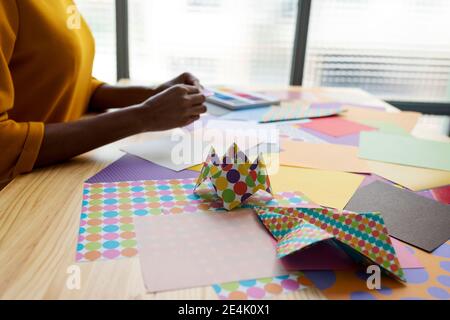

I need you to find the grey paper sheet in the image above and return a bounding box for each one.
[345,181,450,252]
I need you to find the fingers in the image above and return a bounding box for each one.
[189,104,207,116]
[193,80,203,90]
[189,93,206,105]
[171,85,206,106]
[165,72,203,92]
[182,72,199,84]
[185,85,201,94]
[186,115,201,125]
[180,72,202,90]
[172,84,200,95]
[163,84,207,116]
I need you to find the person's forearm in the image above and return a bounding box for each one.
[89,84,156,112]
[36,83,207,168]
[89,72,204,112]
[35,106,144,168]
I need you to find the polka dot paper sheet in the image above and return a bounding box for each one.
[303,241,450,300]
[77,178,221,262]
[77,178,311,262]
[213,273,314,300]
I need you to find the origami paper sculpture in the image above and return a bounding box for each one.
[254,206,406,282]
[194,143,273,211]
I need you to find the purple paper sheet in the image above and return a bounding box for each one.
[414,190,435,201]
[299,127,361,146]
[310,103,343,110]
[86,154,198,183]
[360,173,389,188]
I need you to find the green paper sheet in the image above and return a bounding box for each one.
[359,132,450,172]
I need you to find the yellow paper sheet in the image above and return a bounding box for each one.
[279,139,371,173]
[342,106,421,132]
[367,160,450,191]
[269,166,364,210]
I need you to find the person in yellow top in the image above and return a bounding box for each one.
[0,0,207,185]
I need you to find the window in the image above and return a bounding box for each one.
[76,0,117,83]
[76,0,450,111]
[303,0,450,103]
[128,0,298,86]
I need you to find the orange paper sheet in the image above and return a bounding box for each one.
[280,139,371,173]
[342,106,421,132]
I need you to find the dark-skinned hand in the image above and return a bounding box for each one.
[137,84,207,132]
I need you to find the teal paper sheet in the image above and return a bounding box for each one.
[359,131,450,172]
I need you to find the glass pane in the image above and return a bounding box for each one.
[304,0,450,103]
[76,0,117,82]
[129,0,297,86]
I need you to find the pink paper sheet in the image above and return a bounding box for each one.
[301,117,376,137]
[135,210,288,293]
[431,185,450,204]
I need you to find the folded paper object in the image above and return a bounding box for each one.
[254,206,406,282]
[194,143,273,211]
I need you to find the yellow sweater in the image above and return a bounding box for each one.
[0,0,103,182]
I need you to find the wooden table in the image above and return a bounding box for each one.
[1,86,443,300]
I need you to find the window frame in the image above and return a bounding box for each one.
[116,0,129,79]
[114,0,450,115]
